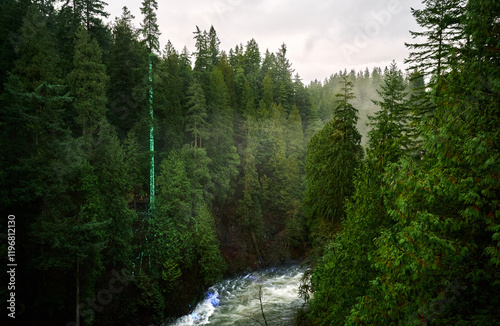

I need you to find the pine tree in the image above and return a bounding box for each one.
[261,72,274,116]
[405,0,465,84]
[0,0,28,95]
[74,0,109,31]
[156,40,184,152]
[152,151,194,291]
[108,6,148,138]
[186,82,208,148]
[192,203,226,284]
[309,66,409,325]
[283,106,306,246]
[309,161,383,325]
[238,116,265,260]
[68,26,108,139]
[368,61,410,167]
[193,26,208,72]
[93,124,135,267]
[293,73,311,129]
[157,150,192,221]
[216,52,237,107]
[243,38,261,76]
[140,0,160,207]
[181,145,215,210]
[267,103,288,210]
[274,43,294,110]
[192,26,212,95]
[139,0,160,54]
[304,76,363,231]
[206,68,240,203]
[207,25,220,69]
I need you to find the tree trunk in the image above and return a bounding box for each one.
[76,259,80,326]
[251,231,262,266]
[258,285,269,326]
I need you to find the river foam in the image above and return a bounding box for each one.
[166,265,305,326]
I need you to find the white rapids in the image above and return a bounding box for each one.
[165,264,306,326]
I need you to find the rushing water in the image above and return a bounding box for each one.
[166,264,306,326]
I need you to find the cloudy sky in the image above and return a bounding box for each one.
[105,0,424,84]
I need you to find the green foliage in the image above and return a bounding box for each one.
[193,203,226,284]
[308,2,500,325]
[309,161,384,325]
[186,81,208,148]
[73,0,109,31]
[139,0,160,53]
[108,6,148,137]
[157,150,192,221]
[156,40,184,151]
[133,270,166,323]
[182,145,215,208]
[93,124,135,267]
[304,76,363,231]
[267,103,288,209]
[405,0,465,82]
[68,26,109,138]
[1,9,319,324]
[368,61,410,166]
[238,116,264,233]
[206,67,240,203]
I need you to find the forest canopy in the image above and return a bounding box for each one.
[0,0,499,325]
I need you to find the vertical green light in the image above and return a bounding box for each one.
[149,52,155,208]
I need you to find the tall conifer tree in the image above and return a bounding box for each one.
[140,0,160,206]
[68,26,108,140]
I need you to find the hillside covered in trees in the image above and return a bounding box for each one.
[1,0,499,325]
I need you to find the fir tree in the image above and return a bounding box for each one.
[405,0,465,84]
[139,0,160,54]
[74,0,109,31]
[155,40,184,152]
[243,38,261,76]
[368,61,410,166]
[192,203,226,284]
[186,82,208,148]
[108,6,148,138]
[68,26,108,139]
[206,68,240,203]
[274,43,294,110]
[304,76,363,232]
[267,103,288,210]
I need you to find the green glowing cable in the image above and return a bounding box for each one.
[149,53,155,208]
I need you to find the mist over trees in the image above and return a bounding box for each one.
[305,0,500,325]
[1,0,498,325]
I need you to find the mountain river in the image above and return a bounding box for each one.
[165,264,306,326]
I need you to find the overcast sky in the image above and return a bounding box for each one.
[105,0,423,84]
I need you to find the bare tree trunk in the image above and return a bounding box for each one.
[251,231,263,266]
[76,259,80,326]
[258,285,268,326]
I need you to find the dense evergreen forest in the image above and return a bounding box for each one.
[0,0,499,325]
